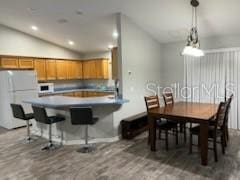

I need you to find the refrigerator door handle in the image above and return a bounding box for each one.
[8,77,15,92]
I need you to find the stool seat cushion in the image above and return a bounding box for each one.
[24,113,34,120]
[48,116,65,124]
[92,117,99,125]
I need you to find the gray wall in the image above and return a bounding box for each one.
[0,24,82,59]
[161,34,240,91]
[114,14,163,133]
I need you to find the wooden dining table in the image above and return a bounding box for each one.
[148,101,218,166]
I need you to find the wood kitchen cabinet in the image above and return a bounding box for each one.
[34,59,46,81]
[63,92,75,97]
[83,59,109,79]
[95,59,109,79]
[0,57,19,68]
[56,60,68,80]
[111,47,118,79]
[67,60,82,79]
[46,59,56,80]
[0,55,109,81]
[83,60,96,79]
[74,91,83,97]
[18,58,34,69]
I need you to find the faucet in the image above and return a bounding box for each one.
[114,79,119,99]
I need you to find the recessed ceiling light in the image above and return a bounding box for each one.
[27,7,38,13]
[31,25,38,31]
[108,44,114,49]
[57,18,68,24]
[76,10,83,15]
[68,40,74,45]
[113,31,118,38]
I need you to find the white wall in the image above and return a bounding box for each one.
[161,34,240,91]
[113,14,162,134]
[0,24,82,59]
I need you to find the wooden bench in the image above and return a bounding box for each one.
[121,112,148,139]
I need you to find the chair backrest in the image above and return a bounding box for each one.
[70,107,94,125]
[144,96,160,111]
[163,92,174,106]
[10,104,26,120]
[32,105,49,124]
[215,102,228,129]
[225,94,234,125]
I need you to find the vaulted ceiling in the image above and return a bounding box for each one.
[0,0,239,53]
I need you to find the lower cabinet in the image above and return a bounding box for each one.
[74,91,83,97]
[61,91,113,97]
[63,92,75,97]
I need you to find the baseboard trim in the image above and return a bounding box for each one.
[31,130,119,145]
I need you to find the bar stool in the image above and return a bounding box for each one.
[10,104,34,142]
[70,107,99,153]
[32,105,65,150]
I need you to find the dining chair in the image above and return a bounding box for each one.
[189,102,228,162]
[145,95,178,151]
[162,92,187,143]
[225,94,233,143]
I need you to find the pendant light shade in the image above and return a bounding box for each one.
[182,0,204,57]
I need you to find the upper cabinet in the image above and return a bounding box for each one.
[34,59,46,81]
[67,60,82,79]
[18,58,34,69]
[0,56,109,81]
[0,57,19,68]
[46,59,56,80]
[83,59,109,79]
[111,47,118,80]
[95,59,109,79]
[83,60,96,79]
[56,60,68,80]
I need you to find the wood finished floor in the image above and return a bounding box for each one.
[0,127,240,180]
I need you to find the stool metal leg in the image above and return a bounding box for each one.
[24,120,34,143]
[42,124,57,150]
[77,125,96,153]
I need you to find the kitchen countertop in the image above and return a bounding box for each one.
[23,96,129,108]
[39,88,115,96]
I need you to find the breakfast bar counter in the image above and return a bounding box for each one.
[24,96,128,109]
[23,96,129,145]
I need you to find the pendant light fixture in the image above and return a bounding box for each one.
[182,0,204,57]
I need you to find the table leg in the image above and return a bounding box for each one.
[200,121,209,166]
[149,115,156,151]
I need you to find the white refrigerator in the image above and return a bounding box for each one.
[0,70,38,129]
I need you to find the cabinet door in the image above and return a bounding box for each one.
[56,60,68,80]
[95,59,109,79]
[19,58,34,69]
[83,61,95,79]
[74,91,83,97]
[67,61,75,79]
[82,91,88,97]
[111,47,118,80]
[46,59,56,80]
[67,61,82,79]
[1,57,19,68]
[75,61,83,79]
[63,92,75,97]
[34,59,46,81]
